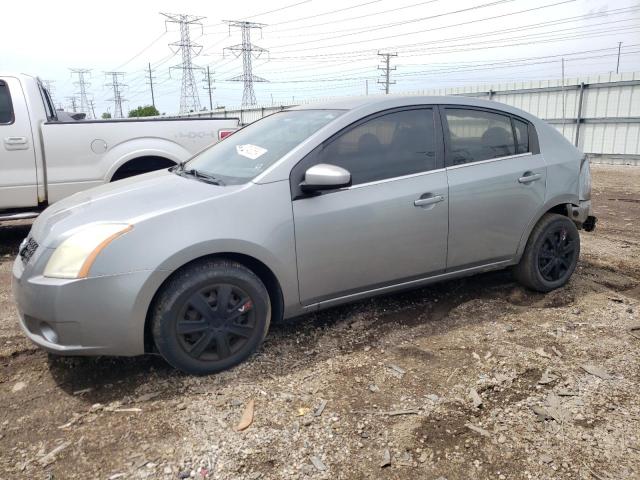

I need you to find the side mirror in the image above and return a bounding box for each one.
[300,163,351,193]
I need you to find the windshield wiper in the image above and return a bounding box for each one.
[179,168,226,186]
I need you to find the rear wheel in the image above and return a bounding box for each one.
[514,213,580,292]
[151,260,271,375]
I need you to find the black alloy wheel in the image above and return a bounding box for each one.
[177,284,255,361]
[152,260,271,375]
[514,213,581,292]
[537,226,578,283]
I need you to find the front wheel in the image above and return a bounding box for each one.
[151,260,271,375]
[514,213,580,292]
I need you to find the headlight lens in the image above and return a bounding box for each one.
[44,223,132,279]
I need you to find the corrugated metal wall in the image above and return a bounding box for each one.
[177,72,640,157]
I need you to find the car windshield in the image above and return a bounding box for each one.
[184,109,344,185]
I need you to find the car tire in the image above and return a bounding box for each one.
[514,213,580,293]
[151,260,271,375]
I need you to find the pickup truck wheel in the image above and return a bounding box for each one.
[151,260,271,375]
[514,213,580,293]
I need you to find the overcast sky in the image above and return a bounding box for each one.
[2,0,639,116]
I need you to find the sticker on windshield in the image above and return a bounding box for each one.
[236,144,268,160]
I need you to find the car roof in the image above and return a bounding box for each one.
[291,95,538,123]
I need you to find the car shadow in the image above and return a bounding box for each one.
[44,268,530,399]
[46,354,182,404]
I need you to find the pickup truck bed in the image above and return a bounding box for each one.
[0,73,239,219]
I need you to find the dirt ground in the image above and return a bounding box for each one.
[0,165,639,480]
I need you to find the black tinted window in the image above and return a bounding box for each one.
[0,82,14,124]
[445,109,515,165]
[513,118,529,154]
[316,109,437,185]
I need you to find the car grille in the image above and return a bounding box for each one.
[19,237,39,264]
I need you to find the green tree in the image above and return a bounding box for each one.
[101,112,112,119]
[128,105,160,118]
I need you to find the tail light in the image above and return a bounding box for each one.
[579,155,591,201]
[218,129,236,141]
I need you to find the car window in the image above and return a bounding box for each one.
[186,109,344,185]
[0,82,14,124]
[513,118,529,154]
[445,108,516,165]
[314,109,437,185]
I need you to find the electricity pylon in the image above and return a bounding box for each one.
[223,20,268,106]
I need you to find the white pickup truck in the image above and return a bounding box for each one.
[0,73,239,221]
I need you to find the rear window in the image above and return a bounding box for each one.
[0,81,14,124]
[445,108,515,165]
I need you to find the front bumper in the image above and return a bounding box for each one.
[12,255,156,357]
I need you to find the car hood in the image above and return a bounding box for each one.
[31,170,246,247]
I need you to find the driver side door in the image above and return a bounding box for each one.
[290,107,449,307]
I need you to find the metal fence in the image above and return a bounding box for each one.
[176,72,640,163]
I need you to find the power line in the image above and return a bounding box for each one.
[162,12,206,114]
[223,20,269,106]
[114,32,167,70]
[269,0,440,35]
[268,0,518,50]
[377,52,397,94]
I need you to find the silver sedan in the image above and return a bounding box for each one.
[12,96,596,374]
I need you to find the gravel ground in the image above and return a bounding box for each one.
[0,165,639,480]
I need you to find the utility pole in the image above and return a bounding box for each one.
[377,51,397,94]
[203,66,215,112]
[162,12,205,114]
[616,42,622,74]
[89,99,97,119]
[223,20,268,107]
[70,68,94,119]
[66,96,78,113]
[105,72,127,118]
[147,62,156,109]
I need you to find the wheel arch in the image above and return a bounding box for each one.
[515,194,578,261]
[143,252,285,354]
[101,139,191,182]
[111,156,177,181]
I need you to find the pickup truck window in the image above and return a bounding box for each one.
[186,110,344,185]
[0,81,14,124]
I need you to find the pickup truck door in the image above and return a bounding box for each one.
[0,78,38,209]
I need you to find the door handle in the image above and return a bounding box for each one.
[4,137,27,145]
[3,137,29,150]
[518,173,542,184]
[414,194,444,207]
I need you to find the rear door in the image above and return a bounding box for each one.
[442,106,546,270]
[0,77,38,209]
[291,107,449,306]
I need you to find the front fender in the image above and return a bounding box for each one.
[130,238,299,344]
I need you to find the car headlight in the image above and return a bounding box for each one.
[44,223,133,279]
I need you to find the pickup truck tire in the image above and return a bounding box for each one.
[514,213,580,292]
[151,260,271,375]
